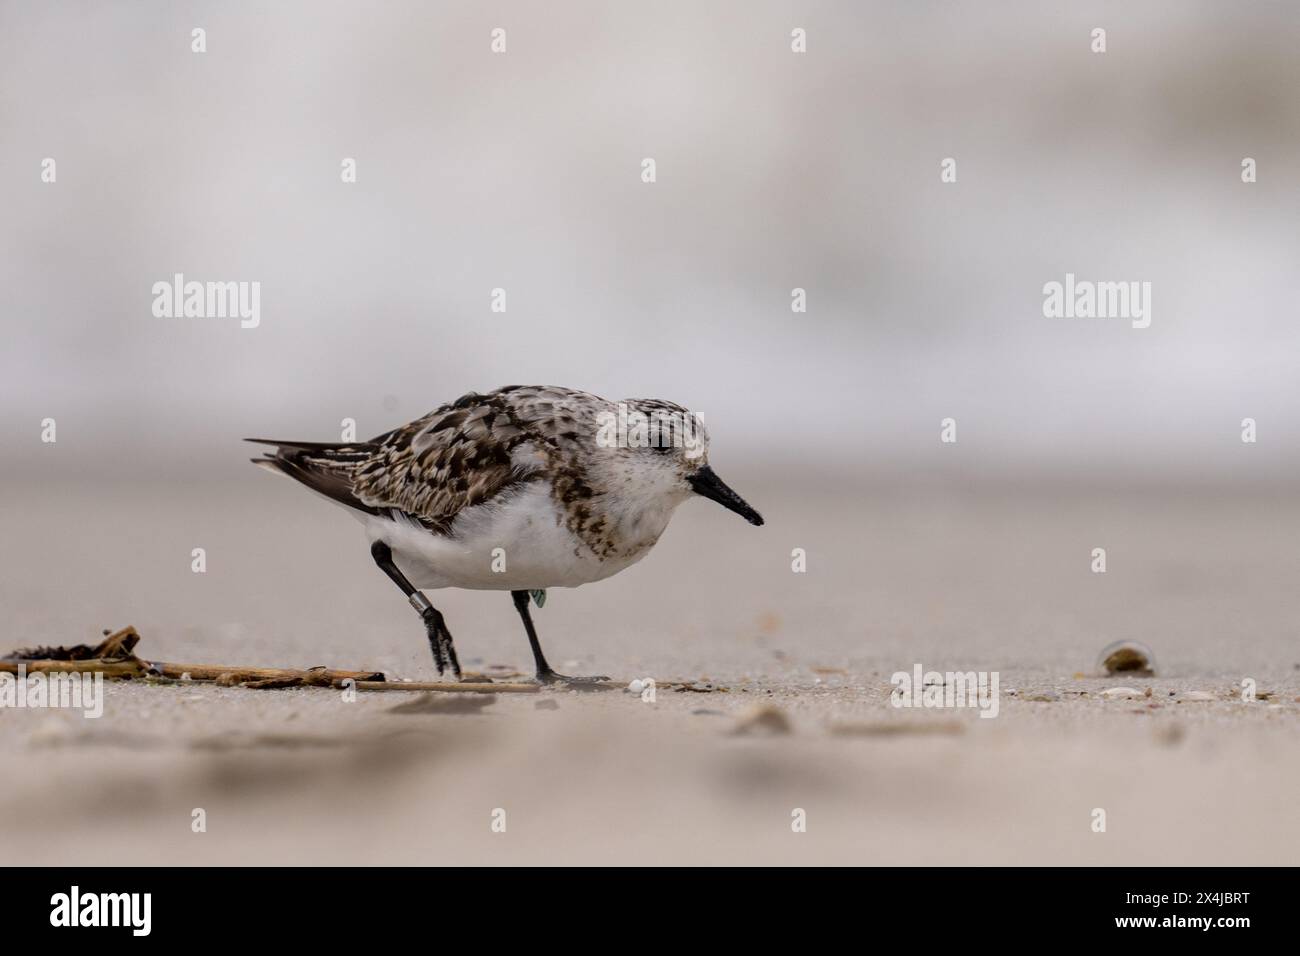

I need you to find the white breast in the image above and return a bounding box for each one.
[364,481,661,591]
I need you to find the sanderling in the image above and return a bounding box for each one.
[248,385,763,684]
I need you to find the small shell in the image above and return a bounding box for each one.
[1097,640,1156,677]
[1101,686,1142,700]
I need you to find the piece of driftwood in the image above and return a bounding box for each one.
[153,662,383,685]
[5,625,141,662]
[0,658,148,677]
[0,626,553,693]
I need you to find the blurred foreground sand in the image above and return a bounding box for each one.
[2,477,1298,865]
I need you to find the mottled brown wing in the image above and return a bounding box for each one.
[351,387,601,532]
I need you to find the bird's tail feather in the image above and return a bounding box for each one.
[245,438,381,515]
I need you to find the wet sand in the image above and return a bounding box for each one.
[2,477,1298,865]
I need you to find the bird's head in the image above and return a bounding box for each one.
[594,398,764,526]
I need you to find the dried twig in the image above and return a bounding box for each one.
[1,626,545,694]
[153,662,383,685]
[0,658,148,677]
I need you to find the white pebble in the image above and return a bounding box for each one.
[1101,687,1141,700]
[627,679,645,694]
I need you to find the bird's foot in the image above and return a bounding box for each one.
[535,669,614,690]
[422,608,462,680]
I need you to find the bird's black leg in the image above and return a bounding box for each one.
[371,540,460,679]
[511,590,558,682]
[510,590,608,686]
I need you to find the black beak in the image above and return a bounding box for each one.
[689,465,764,526]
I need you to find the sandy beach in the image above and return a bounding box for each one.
[3,476,1297,866]
[4,0,1300,874]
